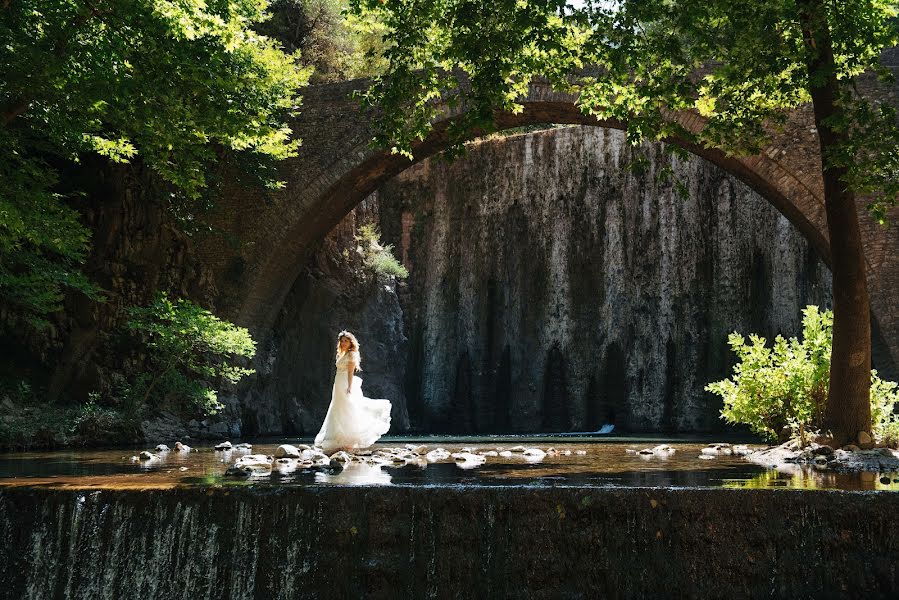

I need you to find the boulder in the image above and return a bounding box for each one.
[154,444,170,452]
[214,441,232,451]
[812,445,835,456]
[425,448,450,462]
[329,451,353,464]
[274,444,301,459]
[233,454,273,469]
[522,448,546,462]
[173,441,192,452]
[138,451,157,461]
[452,452,486,469]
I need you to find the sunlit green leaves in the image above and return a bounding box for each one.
[0,0,308,328]
[347,0,898,216]
[707,306,899,443]
[125,292,256,414]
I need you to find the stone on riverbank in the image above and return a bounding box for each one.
[747,441,899,473]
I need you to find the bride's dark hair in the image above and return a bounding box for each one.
[335,330,361,370]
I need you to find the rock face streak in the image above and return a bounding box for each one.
[248,126,831,434]
[379,127,831,433]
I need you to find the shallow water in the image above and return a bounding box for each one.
[0,435,896,491]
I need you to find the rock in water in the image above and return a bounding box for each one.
[452,452,486,469]
[173,441,191,452]
[154,444,170,452]
[521,448,547,462]
[214,441,232,451]
[274,444,301,459]
[138,451,156,461]
[425,448,451,462]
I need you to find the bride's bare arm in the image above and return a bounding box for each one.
[346,362,355,393]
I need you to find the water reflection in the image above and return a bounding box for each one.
[0,437,897,491]
[724,466,899,491]
[315,463,392,486]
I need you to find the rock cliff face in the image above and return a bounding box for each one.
[249,126,832,434]
[242,199,410,437]
[376,126,832,433]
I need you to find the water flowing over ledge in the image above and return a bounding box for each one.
[2,486,897,599]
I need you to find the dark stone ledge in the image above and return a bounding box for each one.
[1,486,896,599]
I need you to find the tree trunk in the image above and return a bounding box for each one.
[798,0,872,448]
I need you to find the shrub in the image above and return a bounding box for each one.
[125,292,256,415]
[706,306,899,445]
[0,388,139,450]
[355,223,409,279]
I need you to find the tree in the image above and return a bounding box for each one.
[126,292,256,414]
[258,0,390,82]
[346,0,899,447]
[1,0,309,330]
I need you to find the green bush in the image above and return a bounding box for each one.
[0,387,139,450]
[706,306,899,445]
[125,292,256,415]
[356,223,409,279]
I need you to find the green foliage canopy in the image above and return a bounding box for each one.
[259,0,390,82]
[1,0,309,328]
[347,0,898,218]
[126,292,257,415]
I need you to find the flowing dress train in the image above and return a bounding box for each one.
[314,350,391,453]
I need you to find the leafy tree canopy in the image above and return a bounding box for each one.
[259,0,390,82]
[348,0,898,219]
[1,0,309,328]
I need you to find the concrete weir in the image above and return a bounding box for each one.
[1,487,897,599]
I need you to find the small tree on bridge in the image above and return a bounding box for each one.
[347,0,899,448]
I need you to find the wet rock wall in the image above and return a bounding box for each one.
[375,127,832,432]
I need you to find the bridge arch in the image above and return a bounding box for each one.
[200,69,898,376]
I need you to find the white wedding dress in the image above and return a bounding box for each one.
[314,350,392,453]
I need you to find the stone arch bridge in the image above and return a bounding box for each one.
[199,52,899,376]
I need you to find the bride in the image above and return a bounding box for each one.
[314,330,392,453]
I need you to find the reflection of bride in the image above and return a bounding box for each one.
[314,462,392,486]
[313,331,392,454]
